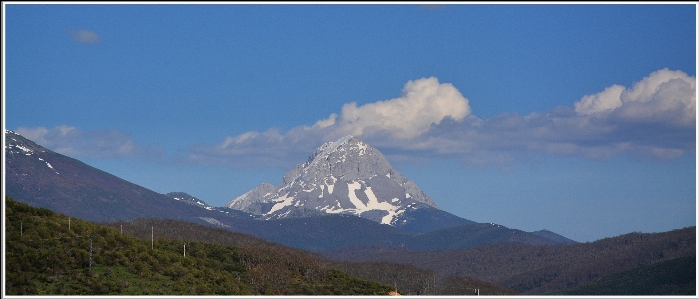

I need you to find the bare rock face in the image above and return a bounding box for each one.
[224,183,277,214]
[225,135,440,226]
[166,192,214,209]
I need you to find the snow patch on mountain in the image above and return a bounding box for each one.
[224,135,440,227]
[268,193,296,215]
[166,192,214,209]
[6,130,59,174]
[198,217,230,228]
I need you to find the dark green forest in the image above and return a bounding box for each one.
[5,196,519,295]
[6,195,693,296]
[4,196,395,295]
[104,213,519,295]
[548,255,695,295]
[354,226,696,295]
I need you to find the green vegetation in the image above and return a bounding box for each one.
[358,226,696,294]
[330,260,520,295]
[4,196,395,295]
[105,216,520,295]
[8,194,693,296]
[548,255,696,295]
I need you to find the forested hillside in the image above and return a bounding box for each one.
[8,194,692,295]
[354,226,696,294]
[548,255,695,295]
[104,215,520,295]
[4,196,395,295]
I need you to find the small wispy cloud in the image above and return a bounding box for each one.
[68,29,102,44]
[186,68,695,169]
[15,125,161,160]
[419,4,449,11]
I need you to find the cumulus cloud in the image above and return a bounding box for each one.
[186,77,472,168]
[311,77,470,140]
[575,68,696,126]
[574,85,624,115]
[415,68,696,164]
[15,125,160,160]
[69,29,102,44]
[187,69,695,169]
[16,69,691,169]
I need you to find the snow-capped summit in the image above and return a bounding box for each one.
[5,129,59,174]
[225,135,441,226]
[5,130,48,156]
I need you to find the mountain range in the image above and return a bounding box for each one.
[5,130,575,252]
[4,129,695,295]
[4,130,238,225]
[224,135,476,233]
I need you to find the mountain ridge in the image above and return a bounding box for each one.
[225,135,453,228]
[348,226,696,295]
[5,129,692,296]
[4,130,235,225]
[5,129,577,253]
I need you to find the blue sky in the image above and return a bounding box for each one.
[3,3,696,242]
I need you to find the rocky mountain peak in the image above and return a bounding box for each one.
[279,135,392,191]
[225,183,277,214]
[225,135,440,226]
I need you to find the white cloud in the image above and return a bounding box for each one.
[69,29,102,44]
[188,69,694,169]
[575,68,696,126]
[16,126,52,145]
[15,126,160,160]
[14,70,692,170]
[574,85,624,115]
[185,77,471,168]
[312,113,337,129]
[186,129,314,169]
[415,69,696,164]
[317,77,471,139]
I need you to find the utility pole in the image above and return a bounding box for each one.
[89,236,93,271]
[151,226,154,250]
[183,242,186,257]
[68,217,70,231]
